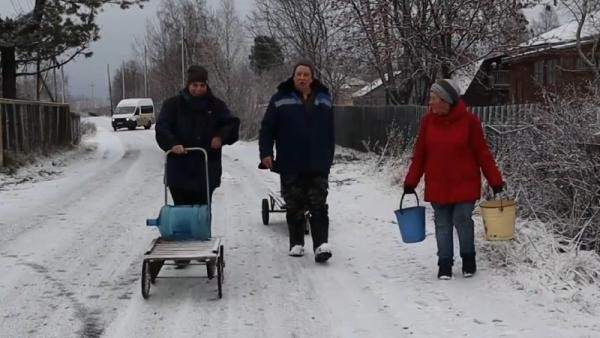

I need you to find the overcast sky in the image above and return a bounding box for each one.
[0,0,254,102]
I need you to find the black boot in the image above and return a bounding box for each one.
[461,253,476,278]
[437,258,453,280]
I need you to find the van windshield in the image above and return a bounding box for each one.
[115,106,136,115]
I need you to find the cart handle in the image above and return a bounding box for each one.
[164,147,210,209]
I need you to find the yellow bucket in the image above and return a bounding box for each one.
[479,199,516,241]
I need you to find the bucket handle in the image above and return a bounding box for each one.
[489,188,506,212]
[399,192,420,213]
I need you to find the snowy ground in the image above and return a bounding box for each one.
[0,117,599,338]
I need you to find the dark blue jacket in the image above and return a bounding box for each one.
[155,87,240,191]
[259,78,335,175]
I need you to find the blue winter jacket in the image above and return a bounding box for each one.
[259,78,335,175]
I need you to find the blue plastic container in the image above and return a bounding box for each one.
[394,193,426,243]
[146,204,211,240]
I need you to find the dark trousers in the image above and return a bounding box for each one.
[431,201,476,264]
[169,187,215,205]
[280,173,329,251]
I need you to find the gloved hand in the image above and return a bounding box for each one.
[492,183,504,194]
[403,185,416,195]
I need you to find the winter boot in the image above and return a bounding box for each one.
[437,258,453,280]
[314,243,332,263]
[288,245,305,257]
[461,253,477,278]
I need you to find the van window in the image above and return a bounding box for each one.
[115,106,136,114]
[141,105,154,114]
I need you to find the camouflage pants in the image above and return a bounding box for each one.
[280,173,329,251]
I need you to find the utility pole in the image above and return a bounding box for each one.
[122,60,126,100]
[144,43,148,97]
[90,82,95,108]
[107,64,113,115]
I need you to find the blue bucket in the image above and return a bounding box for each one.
[146,204,211,240]
[393,193,426,243]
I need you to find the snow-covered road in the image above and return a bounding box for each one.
[0,117,598,338]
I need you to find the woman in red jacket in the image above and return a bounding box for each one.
[403,79,503,280]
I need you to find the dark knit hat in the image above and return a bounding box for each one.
[186,65,208,85]
[430,78,461,104]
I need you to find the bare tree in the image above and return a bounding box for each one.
[531,4,561,36]
[116,0,265,138]
[559,0,600,84]
[493,86,600,253]
[110,60,145,103]
[249,0,357,100]
[209,0,246,98]
[330,0,538,104]
[140,0,215,103]
[0,0,148,99]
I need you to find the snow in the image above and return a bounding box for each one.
[451,59,485,95]
[0,116,599,337]
[524,13,600,47]
[341,77,368,90]
[521,1,577,29]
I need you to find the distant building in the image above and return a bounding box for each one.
[463,16,600,105]
[350,71,430,106]
[335,77,368,106]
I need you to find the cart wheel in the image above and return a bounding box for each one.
[261,198,269,225]
[141,261,151,299]
[217,245,224,298]
[207,259,215,280]
[220,244,226,270]
[149,260,164,284]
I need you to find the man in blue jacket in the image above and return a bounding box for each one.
[259,61,335,263]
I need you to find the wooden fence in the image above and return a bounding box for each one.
[0,99,80,166]
[334,103,537,152]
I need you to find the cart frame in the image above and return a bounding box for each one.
[261,188,310,235]
[141,147,225,299]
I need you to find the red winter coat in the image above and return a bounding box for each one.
[404,99,503,203]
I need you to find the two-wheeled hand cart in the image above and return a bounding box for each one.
[261,188,310,235]
[142,148,224,299]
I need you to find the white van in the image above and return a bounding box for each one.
[111,98,155,131]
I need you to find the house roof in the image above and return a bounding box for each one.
[351,71,402,98]
[503,13,599,62]
[350,60,485,98]
[523,13,599,47]
[340,77,368,90]
[451,59,486,95]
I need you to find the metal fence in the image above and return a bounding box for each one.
[334,103,536,151]
[0,99,80,166]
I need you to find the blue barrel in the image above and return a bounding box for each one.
[394,193,426,243]
[146,205,211,240]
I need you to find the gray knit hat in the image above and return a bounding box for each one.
[430,79,461,104]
